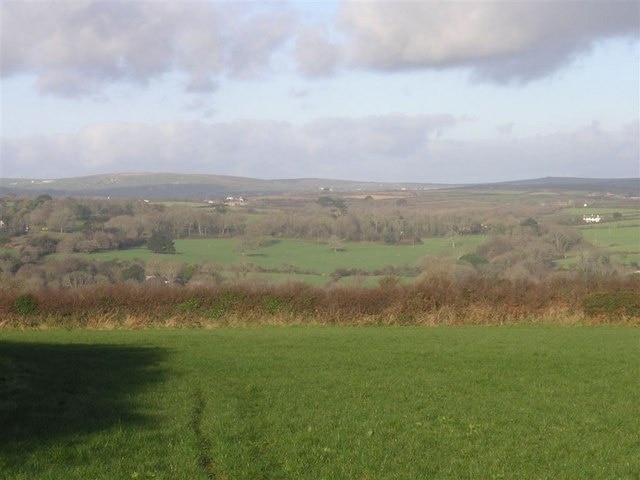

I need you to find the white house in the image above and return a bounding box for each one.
[583,215,602,223]
[224,196,246,206]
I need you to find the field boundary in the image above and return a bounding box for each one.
[2,275,638,328]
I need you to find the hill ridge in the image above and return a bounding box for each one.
[1,173,637,198]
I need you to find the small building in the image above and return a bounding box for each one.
[224,196,246,206]
[583,215,601,223]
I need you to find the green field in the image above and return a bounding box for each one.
[580,222,640,266]
[582,224,640,248]
[53,236,486,283]
[1,327,638,479]
[564,207,640,216]
[546,207,640,267]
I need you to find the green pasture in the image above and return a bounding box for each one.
[550,209,640,268]
[582,224,640,249]
[580,223,640,266]
[150,201,211,208]
[232,271,414,288]
[1,326,638,479]
[234,236,484,274]
[583,219,640,228]
[564,207,640,216]
[55,235,486,280]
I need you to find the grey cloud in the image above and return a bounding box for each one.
[225,9,296,80]
[425,121,640,182]
[339,1,639,83]
[497,122,515,136]
[295,25,341,77]
[303,114,454,160]
[0,1,293,97]
[3,117,638,183]
[3,1,638,95]
[0,115,455,180]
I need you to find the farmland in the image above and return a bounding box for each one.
[53,236,486,286]
[2,179,639,290]
[2,326,638,479]
[582,225,640,266]
[1,178,639,479]
[546,207,640,269]
[578,209,640,266]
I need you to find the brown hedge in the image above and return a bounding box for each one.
[1,274,638,328]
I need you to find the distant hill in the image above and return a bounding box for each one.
[0,173,637,199]
[469,177,639,194]
[0,172,447,198]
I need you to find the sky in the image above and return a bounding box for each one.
[1,0,639,184]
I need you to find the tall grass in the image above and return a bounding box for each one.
[1,274,638,328]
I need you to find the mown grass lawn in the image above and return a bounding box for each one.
[1,326,638,479]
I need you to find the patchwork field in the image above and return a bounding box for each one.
[1,326,638,479]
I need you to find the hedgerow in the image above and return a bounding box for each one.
[1,274,638,328]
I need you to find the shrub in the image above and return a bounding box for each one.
[28,234,59,253]
[520,217,539,228]
[0,231,12,245]
[206,305,226,319]
[378,275,400,289]
[459,253,488,269]
[13,293,38,315]
[176,296,203,313]
[1,275,638,326]
[583,292,640,317]
[122,263,145,283]
[183,264,197,282]
[263,295,284,315]
[147,230,176,254]
[206,290,244,319]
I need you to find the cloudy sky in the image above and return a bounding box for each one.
[1,0,639,183]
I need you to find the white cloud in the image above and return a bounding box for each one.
[3,0,637,97]
[338,1,639,83]
[295,25,341,77]
[426,120,640,182]
[0,1,294,97]
[2,117,638,183]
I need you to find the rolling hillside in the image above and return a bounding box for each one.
[0,172,637,199]
[0,172,447,198]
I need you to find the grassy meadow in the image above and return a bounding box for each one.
[52,235,487,285]
[549,207,640,268]
[583,228,640,265]
[1,326,638,479]
[580,221,640,266]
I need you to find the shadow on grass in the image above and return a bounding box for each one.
[0,341,167,454]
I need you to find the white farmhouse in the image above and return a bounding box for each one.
[583,214,602,223]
